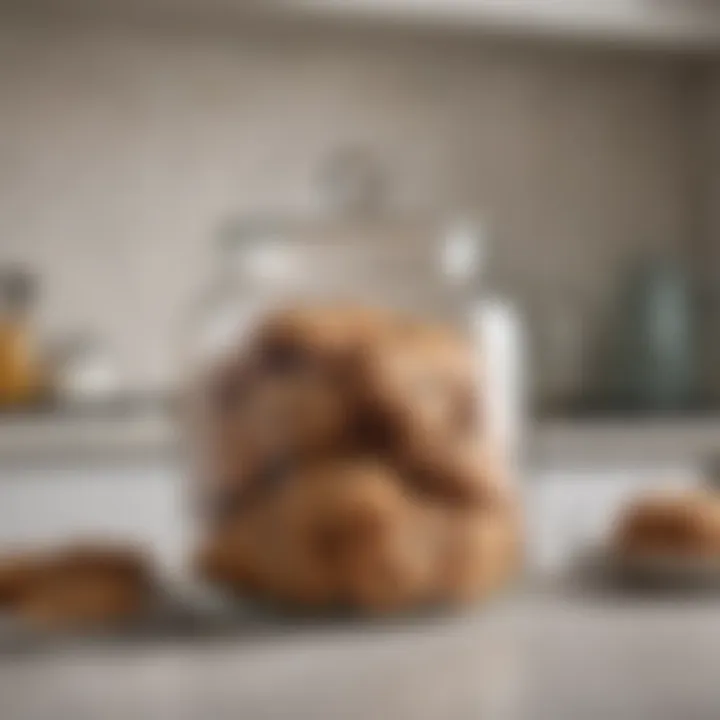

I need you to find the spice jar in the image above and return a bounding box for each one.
[0,268,44,407]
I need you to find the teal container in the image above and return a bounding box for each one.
[612,256,696,411]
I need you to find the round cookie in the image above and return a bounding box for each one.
[196,499,290,601]
[194,304,393,512]
[19,572,147,631]
[356,321,477,438]
[197,478,340,608]
[0,551,45,607]
[354,322,484,502]
[406,438,514,508]
[46,543,151,585]
[437,506,521,604]
[197,458,442,612]
[0,543,153,631]
[614,490,720,558]
[278,459,437,612]
[340,499,441,613]
[254,304,390,371]
[195,345,354,520]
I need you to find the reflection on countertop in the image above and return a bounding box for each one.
[0,585,718,720]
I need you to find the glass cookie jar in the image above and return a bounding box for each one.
[185,214,524,613]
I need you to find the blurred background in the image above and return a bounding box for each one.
[0,0,720,575]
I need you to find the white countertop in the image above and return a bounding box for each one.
[1,588,718,719]
[0,410,175,463]
[529,417,720,467]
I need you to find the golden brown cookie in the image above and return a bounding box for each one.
[254,304,390,370]
[194,305,391,517]
[19,573,147,631]
[195,494,333,607]
[191,303,520,614]
[0,551,45,607]
[196,355,353,520]
[353,322,485,503]
[359,323,476,435]
[340,499,442,613]
[3,543,153,631]
[405,438,514,508]
[437,506,521,604]
[196,456,520,613]
[277,459,434,611]
[356,321,477,440]
[614,490,720,558]
[197,458,432,611]
[46,543,151,586]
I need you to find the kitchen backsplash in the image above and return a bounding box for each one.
[703,65,720,397]
[0,13,700,394]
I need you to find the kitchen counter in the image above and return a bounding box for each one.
[1,587,718,719]
[0,407,173,463]
[530,418,720,467]
[2,410,720,467]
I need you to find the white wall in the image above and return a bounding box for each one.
[0,14,695,396]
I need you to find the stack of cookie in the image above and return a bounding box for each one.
[194,304,521,613]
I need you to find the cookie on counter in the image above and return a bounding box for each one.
[0,542,154,631]
[0,551,46,607]
[614,489,720,558]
